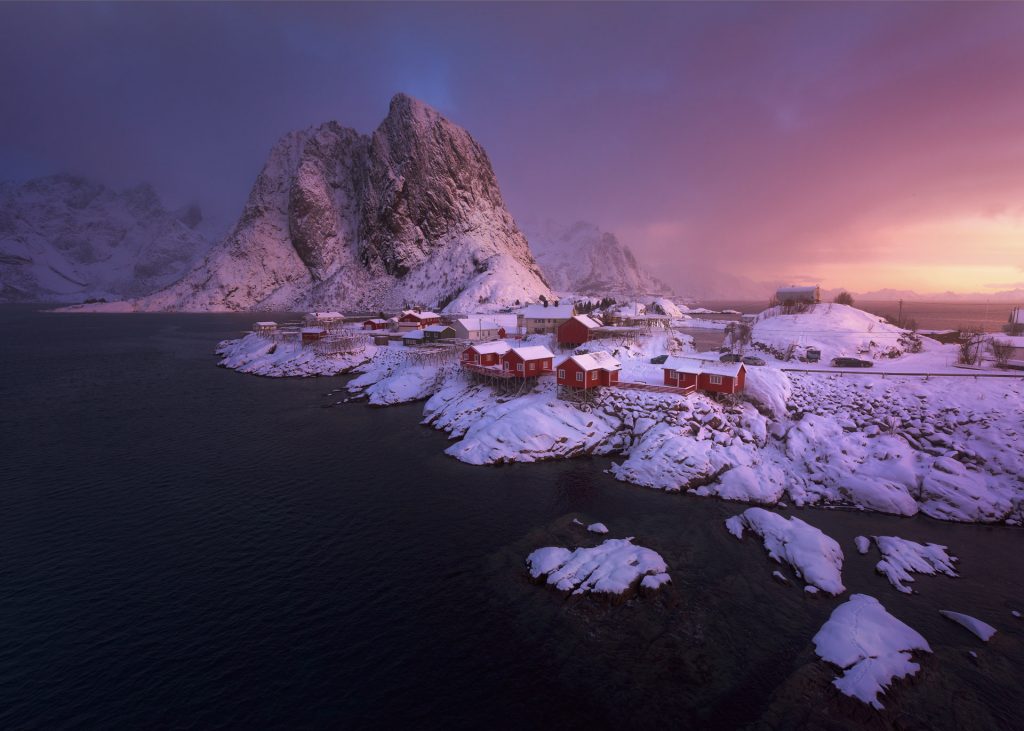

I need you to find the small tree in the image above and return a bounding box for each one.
[834,291,855,306]
[958,326,985,365]
[991,339,1015,368]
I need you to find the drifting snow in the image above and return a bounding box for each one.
[725,508,845,595]
[526,538,670,596]
[939,611,997,642]
[872,536,958,594]
[812,594,932,709]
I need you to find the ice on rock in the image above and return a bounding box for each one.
[692,464,786,504]
[587,522,609,534]
[813,594,932,709]
[725,508,845,595]
[874,536,958,593]
[854,536,871,554]
[526,538,669,596]
[939,610,997,642]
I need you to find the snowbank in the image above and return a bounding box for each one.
[216,332,373,377]
[873,536,958,594]
[939,611,996,641]
[725,508,845,595]
[749,303,908,362]
[812,594,932,709]
[526,538,670,596]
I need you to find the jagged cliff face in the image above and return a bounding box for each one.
[133,94,551,312]
[0,175,209,303]
[523,220,671,296]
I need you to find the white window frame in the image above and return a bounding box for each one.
[575,371,584,382]
[590,371,597,381]
[709,374,723,385]
[517,362,524,372]
[666,369,675,378]
[558,369,566,379]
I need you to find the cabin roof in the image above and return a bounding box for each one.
[402,330,426,340]
[424,324,454,333]
[255,321,277,327]
[469,340,511,355]
[456,317,500,331]
[301,326,327,334]
[662,356,744,377]
[562,350,621,372]
[310,311,344,318]
[509,345,555,360]
[566,314,602,329]
[517,303,575,319]
[402,310,440,319]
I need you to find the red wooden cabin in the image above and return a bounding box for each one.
[557,315,602,347]
[662,357,745,394]
[461,340,511,367]
[362,318,390,331]
[556,351,621,389]
[499,345,555,377]
[398,310,441,327]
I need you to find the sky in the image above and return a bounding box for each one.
[1,2,1023,296]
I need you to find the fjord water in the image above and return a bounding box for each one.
[1,307,1021,728]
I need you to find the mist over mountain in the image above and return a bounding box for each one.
[0,175,210,303]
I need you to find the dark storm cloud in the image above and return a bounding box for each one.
[2,2,1023,292]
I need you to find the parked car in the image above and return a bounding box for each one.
[831,357,873,368]
[650,354,668,364]
[741,356,766,366]
[719,353,742,363]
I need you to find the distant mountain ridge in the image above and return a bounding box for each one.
[99,93,551,313]
[523,220,671,296]
[0,175,209,303]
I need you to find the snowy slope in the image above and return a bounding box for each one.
[523,220,670,296]
[106,94,551,313]
[0,175,209,303]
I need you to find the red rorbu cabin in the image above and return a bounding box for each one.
[661,357,745,394]
[362,318,390,331]
[461,340,511,368]
[556,351,621,389]
[398,310,441,328]
[499,345,555,377]
[557,315,602,347]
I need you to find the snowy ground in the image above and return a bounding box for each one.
[217,311,1024,526]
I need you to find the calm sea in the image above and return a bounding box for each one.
[1,306,1021,728]
[701,300,1020,332]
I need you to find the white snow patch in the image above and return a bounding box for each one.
[526,538,669,596]
[874,536,958,594]
[939,611,997,642]
[813,594,932,710]
[854,536,871,554]
[587,522,609,534]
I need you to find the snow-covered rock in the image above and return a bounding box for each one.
[939,610,997,641]
[873,536,958,594]
[0,175,210,303]
[216,332,373,377]
[812,594,932,709]
[93,94,551,313]
[586,522,609,534]
[741,366,792,419]
[526,538,670,596]
[725,508,845,595]
[854,536,871,554]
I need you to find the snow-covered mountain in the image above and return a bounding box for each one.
[116,94,550,313]
[0,175,210,303]
[523,220,670,296]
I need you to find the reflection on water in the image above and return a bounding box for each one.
[0,306,1020,728]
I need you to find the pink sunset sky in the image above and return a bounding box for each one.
[1,2,1022,295]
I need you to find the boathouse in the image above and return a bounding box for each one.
[661,357,745,395]
[402,331,426,347]
[301,326,328,343]
[308,311,346,327]
[556,351,621,389]
[557,314,602,347]
[500,345,555,377]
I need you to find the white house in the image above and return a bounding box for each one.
[452,317,503,342]
[516,303,576,334]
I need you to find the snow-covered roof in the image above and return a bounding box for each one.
[402,330,426,340]
[456,317,500,331]
[567,314,601,329]
[518,303,575,319]
[424,324,454,333]
[468,340,511,355]
[301,327,326,334]
[310,311,344,319]
[562,350,621,372]
[509,345,555,360]
[364,318,388,324]
[401,310,440,320]
[254,321,277,327]
[662,356,744,378]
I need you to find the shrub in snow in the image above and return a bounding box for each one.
[813,594,932,709]
[526,538,670,596]
[725,507,845,595]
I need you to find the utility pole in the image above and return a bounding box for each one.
[897,299,903,328]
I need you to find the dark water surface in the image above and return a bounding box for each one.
[1,306,1021,729]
